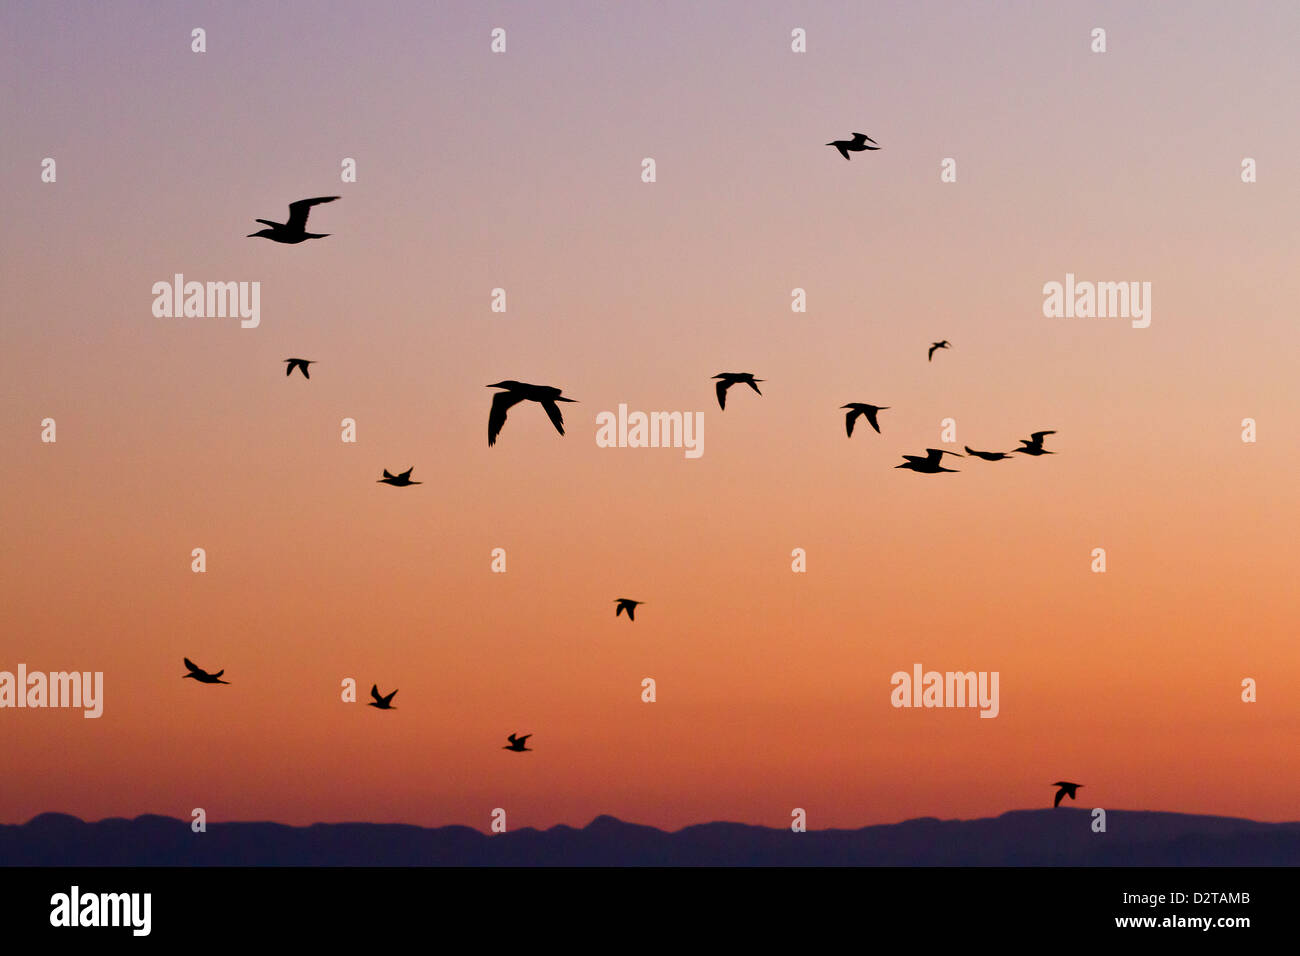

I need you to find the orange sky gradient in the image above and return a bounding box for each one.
[2,1,1298,831]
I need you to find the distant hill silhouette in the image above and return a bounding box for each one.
[3,809,1298,866]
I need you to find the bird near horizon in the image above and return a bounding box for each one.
[247,196,339,243]
[503,733,533,752]
[1013,431,1057,456]
[614,598,643,621]
[827,132,880,160]
[1052,781,1083,808]
[964,446,1015,461]
[487,381,577,446]
[713,373,763,410]
[896,448,963,473]
[368,685,397,710]
[928,340,951,361]
[182,658,229,685]
[377,467,421,486]
[283,358,315,379]
[842,403,889,437]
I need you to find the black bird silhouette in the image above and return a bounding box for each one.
[895,448,963,473]
[182,658,229,684]
[928,340,951,362]
[247,196,339,243]
[713,373,763,410]
[1013,431,1057,456]
[964,446,1014,461]
[503,733,533,752]
[487,381,577,446]
[614,598,643,621]
[842,403,889,437]
[1052,781,1082,807]
[377,467,421,486]
[283,358,315,379]
[368,685,397,710]
[827,132,880,160]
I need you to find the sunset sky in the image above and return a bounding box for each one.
[2,1,1298,832]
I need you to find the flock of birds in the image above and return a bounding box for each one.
[197,182,1077,798]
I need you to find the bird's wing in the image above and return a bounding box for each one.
[626,605,635,621]
[286,196,339,231]
[1031,431,1056,442]
[301,364,310,379]
[383,690,397,705]
[746,379,762,395]
[865,407,882,433]
[184,658,202,674]
[615,603,625,617]
[516,735,531,744]
[370,684,382,703]
[1054,789,1065,808]
[834,143,851,160]
[541,399,566,436]
[715,379,728,410]
[928,345,938,360]
[844,410,856,437]
[212,670,224,678]
[850,133,867,145]
[925,448,945,462]
[507,733,518,744]
[398,468,413,480]
[382,469,395,479]
[488,390,525,445]
[284,361,295,376]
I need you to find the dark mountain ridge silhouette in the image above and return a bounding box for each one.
[4,809,1299,866]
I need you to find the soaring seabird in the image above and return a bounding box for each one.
[895,448,963,473]
[963,446,1014,461]
[1013,431,1057,456]
[283,358,315,379]
[182,658,230,685]
[487,381,577,446]
[827,132,880,161]
[842,403,889,437]
[377,467,421,486]
[1052,781,1082,808]
[614,599,643,621]
[368,685,398,710]
[713,373,763,410]
[247,197,339,243]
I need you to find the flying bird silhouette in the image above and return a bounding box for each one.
[895,448,963,473]
[842,403,889,437]
[283,358,315,379]
[247,196,339,243]
[377,467,421,486]
[487,381,577,446]
[368,685,397,710]
[182,658,229,684]
[713,373,763,410]
[503,733,533,752]
[1052,781,1083,807]
[928,340,951,362]
[827,132,880,160]
[614,598,643,621]
[1013,431,1057,456]
[964,446,1014,461]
